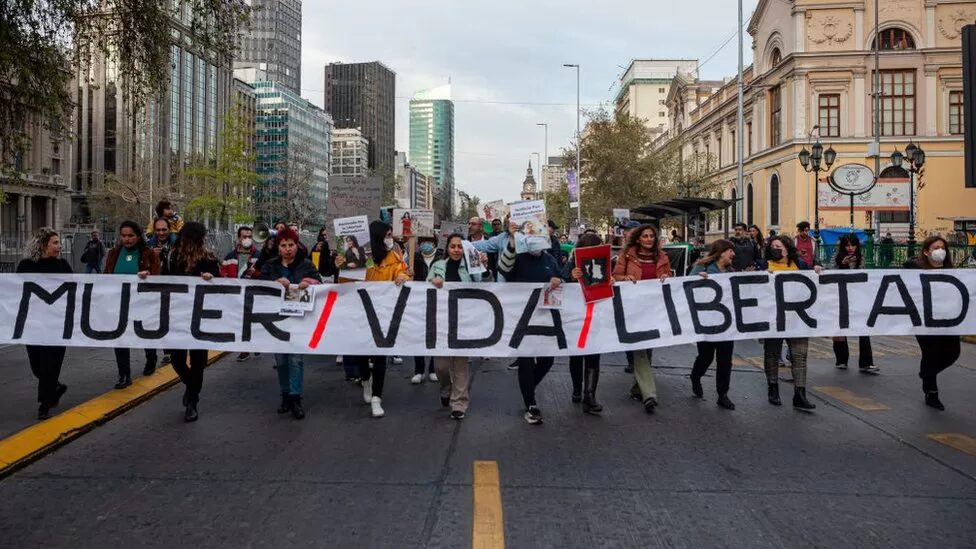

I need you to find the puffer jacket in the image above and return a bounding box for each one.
[612,245,671,281]
[366,249,409,282]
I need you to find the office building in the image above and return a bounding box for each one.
[615,59,699,136]
[409,85,455,213]
[235,0,302,95]
[541,156,568,194]
[323,61,396,171]
[332,128,370,177]
[394,151,432,209]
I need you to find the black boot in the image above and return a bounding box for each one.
[768,383,781,406]
[571,392,582,403]
[581,367,602,415]
[51,383,68,407]
[278,393,292,414]
[143,358,157,376]
[691,375,703,398]
[291,396,306,419]
[37,403,52,420]
[114,375,132,389]
[717,394,735,410]
[924,391,945,410]
[184,403,198,422]
[793,387,816,411]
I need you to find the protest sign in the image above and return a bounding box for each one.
[333,215,370,277]
[437,222,468,249]
[613,209,631,237]
[462,240,487,275]
[325,177,383,226]
[392,209,435,238]
[510,200,549,254]
[574,244,613,303]
[482,200,509,222]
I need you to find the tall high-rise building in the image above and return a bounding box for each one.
[409,85,454,214]
[323,61,396,172]
[235,0,302,95]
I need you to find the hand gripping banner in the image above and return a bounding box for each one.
[1,271,973,357]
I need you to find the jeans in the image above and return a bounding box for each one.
[85,263,101,274]
[517,357,554,408]
[414,356,434,375]
[357,356,387,398]
[275,353,305,396]
[569,355,601,395]
[691,341,734,396]
[832,337,874,368]
[25,345,67,404]
[916,335,961,393]
[114,348,157,378]
[763,338,809,388]
[433,356,470,412]
[170,349,207,404]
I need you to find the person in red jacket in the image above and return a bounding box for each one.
[794,221,816,267]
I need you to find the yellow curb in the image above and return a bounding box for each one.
[472,460,505,549]
[962,335,976,344]
[0,351,225,479]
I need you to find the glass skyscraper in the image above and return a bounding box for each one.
[409,85,455,215]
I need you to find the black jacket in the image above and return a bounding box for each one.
[312,241,338,280]
[17,257,73,274]
[259,255,323,285]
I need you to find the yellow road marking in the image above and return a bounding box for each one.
[812,386,889,411]
[928,433,976,457]
[0,351,224,476]
[472,460,505,549]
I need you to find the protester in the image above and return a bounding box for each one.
[81,230,106,273]
[223,226,258,280]
[730,222,761,271]
[498,221,563,425]
[411,236,442,384]
[830,233,878,374]
[613,224,671,414]
[311,227,338,283]
[17,227,72,420]
[563,232,608,415]
[879,231,895,268]
[146,200,184,236]
[491,218,503,236]
[547,220,568,265]
[257,227,323,419]
[762,235,821,411]
[162,222,220,422]
[105,220,161,387]
[905,236,961,410]
[748,225,765,257]
[689,239,737,410]
[794,221,816,266]
[427,234,486,420]
[670,229,682,244]
[337,220,410,418]
[467,215,498,281]
[148,217,177,272]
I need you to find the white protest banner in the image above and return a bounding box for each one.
[392,209,435,238]
[2,271,973,357]
[510,200,549,253]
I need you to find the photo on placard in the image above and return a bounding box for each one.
[613,208,630,237]
[540,285,564,309]
[482,199,509,224]
[461,240,487,275]
[333,215,371,271]
[392,208,435,238]
[510,199,550,253]
[280,284,316,316]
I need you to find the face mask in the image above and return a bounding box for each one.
[420,242,434,254]
[930,248,947,263]
[768,248,784,261]
[384,237,395,250]
[241,238,253,248]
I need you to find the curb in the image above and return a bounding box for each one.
[0,351,226,479]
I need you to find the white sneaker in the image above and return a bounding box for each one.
[428,372,439,382]
[336,355,343,364]
[836,363,848,370]
[362,377,373,404]
[411,373,424,384]
[371,396,385,418]
[392,356,404,365]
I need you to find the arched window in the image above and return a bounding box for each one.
[879,166,910,179]
[747,183,754,225]
[873,28,915,50]
[769,174,780,227]
[770,48,782,67]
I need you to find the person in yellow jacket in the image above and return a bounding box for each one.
[336,220,409,418]
[145,200,184,237]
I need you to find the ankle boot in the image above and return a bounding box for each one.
[924,391,945,410]
[691,375,703,398]
[277,393,291,414]
[767,383,781,406]
[793,387,816,411]
[291,396,306,419]
[184,403,198,422]
[581,367,602,414]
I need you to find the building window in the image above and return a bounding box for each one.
[730,129,736,163]
[658,99,665,105]
[717,136,723,166]
[878,211,911,223]
[818,94,840,137]
[770,48,782,68]
[878,70,915,136]
[949,90,964,135]
[746,122,752,156]
[658,87,665,93]
[731,188,738,222]
[873,28,916,50]
[769,174,780,227]
[770,85,782,146]
[658,111,665,117]
[747,182,754,225]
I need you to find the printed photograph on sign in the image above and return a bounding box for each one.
[461,240,487,275]
[613,208,630,236]
[437,222,467,250]
[510,199,550,253]
[281,285,316,316]
[540,285,564,309]
[333,215,371,274]
[392,209,435,238]
[482,200,509,223]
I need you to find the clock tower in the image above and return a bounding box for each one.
[520,161,539,201]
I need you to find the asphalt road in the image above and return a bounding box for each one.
[0,337,974,548]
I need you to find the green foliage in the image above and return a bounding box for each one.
[544,187,572,233]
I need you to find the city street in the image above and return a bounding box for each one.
[0,337,974,548]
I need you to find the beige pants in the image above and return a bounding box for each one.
[631,349,657,401]
[433,356,470,412]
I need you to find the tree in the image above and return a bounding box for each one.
[456,190,481,222]
[544,188,572,234]
[182,102,259,230]
[255,140,319,228]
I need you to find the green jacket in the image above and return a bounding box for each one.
[426,258,482,283]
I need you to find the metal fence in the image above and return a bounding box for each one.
[815,243,976,268]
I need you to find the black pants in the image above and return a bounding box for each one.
[113,348,157,377]
[832,337,874,368]
[916,335,961,393]
[170,349,207,404]
[569,355,601,395]
[357,356,388,398]
[691,341,734,396]
[414,356,434,376]
[25,345,67,404]
[518,357,554,408]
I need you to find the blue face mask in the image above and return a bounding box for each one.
[420,242,435,254]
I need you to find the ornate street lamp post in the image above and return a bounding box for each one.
[798,138,836,244]
[890,141,925,255]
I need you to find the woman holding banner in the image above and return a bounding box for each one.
[427,233,485,420]
[830,234,878,374]
[338,220,410,418]
[689,239,737,410]
[563,233,608,415]
[762,235,820,411]
[258,227,323,420]
[905,236,960,410]
[411,236,442,384]
[162,222,221,422]
[17,227,72,420]
[612,224,671,414]
[104,220,161,389]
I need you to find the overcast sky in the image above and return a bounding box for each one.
[301,0,760,203]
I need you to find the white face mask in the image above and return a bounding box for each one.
[930,248,947,263]
[241,238,253,248]
[384,237,395,250]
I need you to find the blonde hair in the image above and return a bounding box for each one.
[24,227,59,261]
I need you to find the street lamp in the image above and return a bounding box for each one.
[890,141,925,255]
[563,63,581,225]
[798,137,836,244]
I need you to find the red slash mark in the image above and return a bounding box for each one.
[576,302,595,349]
[308,290,338,350]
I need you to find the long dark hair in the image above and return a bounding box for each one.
[369,220,392,264]
[172,222,214,273]
[748,224,764,248]
[833,233,863,268]
[116,220,147,251]
[626,223,660,259]
[765,234,800,267]
[917,235,953,269]
[576,233,603,248]
[696,239,735,267]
